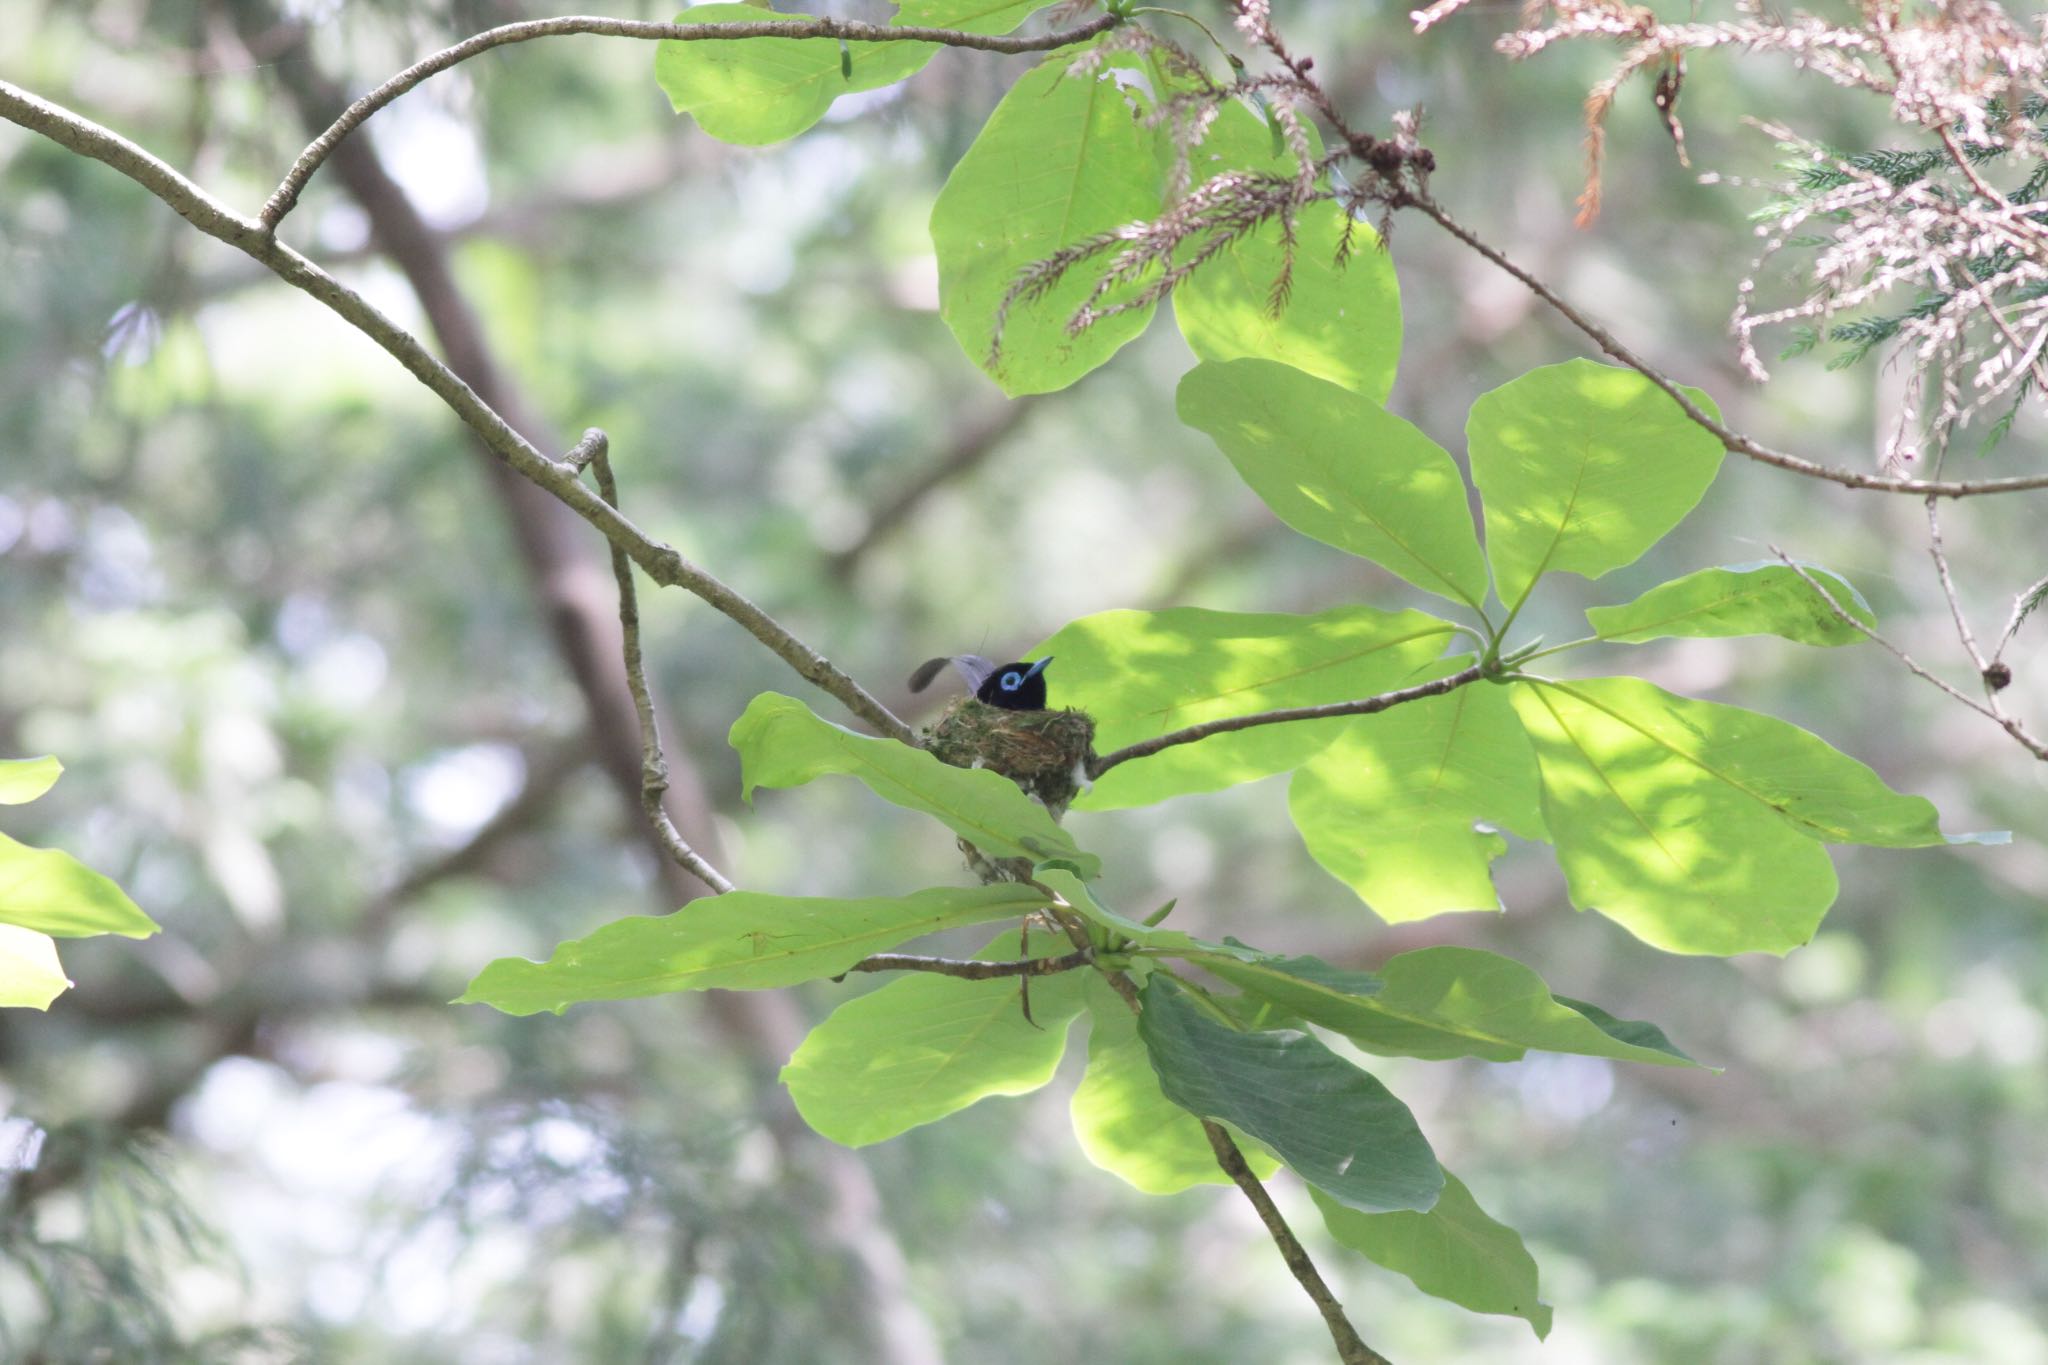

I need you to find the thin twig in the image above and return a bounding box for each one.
[1404,191,2048,499]
[1088,665,1487,778]
[258,12,1123,228]
[1923,496,1988,674]
[594,448,738,896]
[842,949,1094,978]
[0,78,916,745]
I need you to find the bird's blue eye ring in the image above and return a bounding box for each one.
[1000,670,1023,690]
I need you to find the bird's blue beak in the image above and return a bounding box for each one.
[1022,656,1051,683]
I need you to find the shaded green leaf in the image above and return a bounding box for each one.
[0,756,61,805]
[1289,680,1545,922]
[730,692,1098,877]
[1177,359,1488,610]
[932,45,1169,394]
[0,833,158,939]
[783,928,1087,1145]
[1137,975,1442,1213]
[1587,562,1875,646]
[1470,360,1724,613]
[1554,996,1697,1065]
[1036,605,1461,809]
[0,924,69,1011]
[1070,976,1279,1193]
[1174,203,1401,401]
[1313,1175,1552,1337]
[458,883,1046,1016]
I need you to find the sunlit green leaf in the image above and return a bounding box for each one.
[0,924,69,1010]
[931,44,1168,395]
[1470,360,1724,613]
[893,0,1056,33]
[783,928,1087,1145]
[0,756,61,805]
[1174,203,1401,401]
[458,883,1046,1016]
[1070,976,1278,1193]
[0,833,159,939]
[1313,1175,1552,1337]
[730,692,1098,877]
[1177,360,1488,610]
[1137,975,1442,1213]
[1289,680,1545,922]
[1586,561,1875,646]
[1036,605,1461,809]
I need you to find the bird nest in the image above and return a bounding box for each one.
[923,698,1097,819]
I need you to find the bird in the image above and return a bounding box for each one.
[909,654,1052,711]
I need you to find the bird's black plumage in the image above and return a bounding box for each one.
[909,653,1052,711]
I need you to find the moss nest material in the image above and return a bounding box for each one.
[924,698,1097,818]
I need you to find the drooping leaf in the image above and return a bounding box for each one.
[1289,681,1545,922]
[931,45,1169,395]
[782,928,1087,1145]
[1312,1176,1552,1337]
[1187,944,1700,1067]
[654,6,934,146]
[0,924,69,1010]
[729,692,1099,877]
[1035,605,1461,809]
[458,883,1046,1016]
[1070,976,1279,1193]
[1174,204,1402,401]
[1469,360,1724,613]
[1137,975,1442,1213]
[1554,996,1696,1064]
[1586,562,1875,646]
[1176,360,1489,610]
[0,833,159,939]
[0,756,61,805]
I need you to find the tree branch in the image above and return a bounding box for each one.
[0,77,915,745]
[258,12,1123,230]
[843,949,1093,979]
[1088,665,1487,778]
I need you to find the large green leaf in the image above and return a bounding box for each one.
[1188,944,1699,1066]
[1312,1176,1552,1337]
[931,45,1169,395]
[1035,605,1461,809]
[894,0,1056,33]
[1173,203,1401,401]
[1470,360,1724,614]
[730,692,1098,876]
[654,6,934,147]
[0,756,61,805]
[1137,975,1442,1214]
[782,929,1087,1145]
[1289,681,1545,922]
[1586,562,1875,646]
[458,883,1046,1016]
[0,924,69,1010]
[1176,360,1488,610]
[1070,976,1279,1193]
[1509,676,1948,955]
[0,833,159,939]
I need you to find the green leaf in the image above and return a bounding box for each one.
[1469,359,1724,613]
[893,0,1056,34]
[1035,605,1461,809]
[1586,562,1876,646]
[458,883,1046,1016]
[0,833,158,939]
[1070,976,1279,1193]
[1554,996,1696,1065]
[730,692,1098,877]
[1509,676,1949,955]
[782,928,1087,1145]
[0,924,69,1010]
[1176,360,1489,610]
[1174,203,1402,401]
[1312,1175,1552,1337]
[0,756,61,805]
[654,6,934,146]
[1289,681,1545,922]
[1137,975,1442,1213]
[1189,944,1700,1067]
[932,45,1169,395]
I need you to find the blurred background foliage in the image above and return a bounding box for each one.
[2,0,2046,1360]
